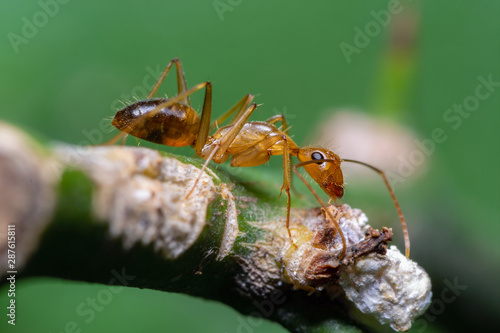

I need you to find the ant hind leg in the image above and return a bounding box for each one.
[102,58,193,146]
[147,58,190,106]
[104,82,210,146]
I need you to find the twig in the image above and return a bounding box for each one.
[0,121,431,332]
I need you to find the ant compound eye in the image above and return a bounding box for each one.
[311,151,325,164]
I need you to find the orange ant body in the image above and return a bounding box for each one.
[109,59,410,259]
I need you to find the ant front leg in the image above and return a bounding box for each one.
[293,159,347,259]
[267,114,305,199]
[281,136,293,242]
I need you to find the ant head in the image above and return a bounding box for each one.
[297,147,344,199]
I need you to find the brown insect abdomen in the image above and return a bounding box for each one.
[112,99,200,146]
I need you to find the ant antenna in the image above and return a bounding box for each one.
[342,159,410,258]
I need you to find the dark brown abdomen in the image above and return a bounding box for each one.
[112,98,200,146]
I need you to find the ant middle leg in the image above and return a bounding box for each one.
[210,94,255,130]
[196,94,253,156]
[186,100,258,198]
[266,114,290,134]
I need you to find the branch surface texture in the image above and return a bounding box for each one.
[0,122,432,332]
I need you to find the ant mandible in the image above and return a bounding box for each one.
[108,58,410,260]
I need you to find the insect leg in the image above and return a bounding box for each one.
[229,133,294,245]
[186,101,258,199]
[266,114,304,199]
[293,159,347,259]
[195,91,252,157]
[194,82,212,156]
[147,58,191,106]
[266,114,290,134]
[281,136,294,243]
[210,94,254,129]
[147,60,174,98]
[105,82,210,146]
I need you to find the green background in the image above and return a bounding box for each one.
[1,0,499,332]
